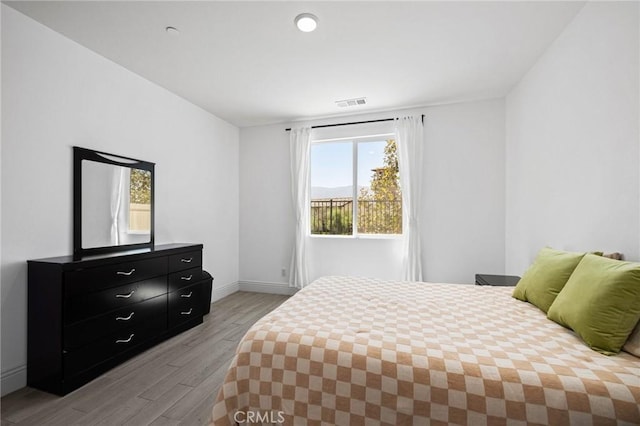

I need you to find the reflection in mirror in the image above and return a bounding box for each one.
[74,146,154,258]
[81,161,151,249]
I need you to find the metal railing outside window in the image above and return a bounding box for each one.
[310,198,402,235]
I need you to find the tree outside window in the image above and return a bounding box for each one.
[129,169,151,232]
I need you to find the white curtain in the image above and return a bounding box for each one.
[289,127,312,289]
[395,116,424,281]
[110,166,130,246]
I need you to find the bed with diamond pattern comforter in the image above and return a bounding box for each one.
[211,276,640,425]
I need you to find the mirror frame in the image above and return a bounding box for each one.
[73,146,155,258]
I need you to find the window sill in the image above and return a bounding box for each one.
[127,231,150,235]
[309,234,402,240]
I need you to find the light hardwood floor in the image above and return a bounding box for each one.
[1,291,290,426]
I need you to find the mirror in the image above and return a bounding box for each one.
[74,147,154,258]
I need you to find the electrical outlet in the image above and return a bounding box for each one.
[281,268,286,277]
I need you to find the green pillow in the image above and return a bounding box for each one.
[512,247,586,312]
[547,254,640,355]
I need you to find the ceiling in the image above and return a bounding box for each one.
[5,1,585,128]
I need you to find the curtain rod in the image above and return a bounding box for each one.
[285,114,425,132]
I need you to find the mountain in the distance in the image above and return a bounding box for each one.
[311,186,367,199]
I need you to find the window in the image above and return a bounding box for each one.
[128,169,151,233]
[310,136,402,236]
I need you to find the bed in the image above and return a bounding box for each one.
[211,276,640,425]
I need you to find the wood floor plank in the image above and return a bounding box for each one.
[147,415,180,426]
[165,330,234,369]
[0,291,289,426]
[71,364,179,414]
[14,406,86,426]
[91,397,150,426]
[3,375,116,425]
[60,375,120,414]
[137,364,195,402]
[160,358,232,422]
[173,390,218,426]
[0,387,58,423]
[178,341,238,389]
[123,385,193,426]
[67,364,177,423]
[104,335,194,380]
[138,330,237,401]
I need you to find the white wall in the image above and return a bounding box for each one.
[505,1,640,274]
[423,100,506,283]
[240,99,505,290]
[1,5,240,395]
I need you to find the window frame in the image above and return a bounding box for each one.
[309,132,402,239]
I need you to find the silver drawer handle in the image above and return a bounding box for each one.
[117,269,136,276]
[180,258,193,263]
[115,334,134,344]
[116,312,134,321]
[180,308,193,315]
[180,292,193,298]
[181,275,193,281]
[115,290,135,298]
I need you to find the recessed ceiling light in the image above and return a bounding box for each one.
[165,26,180,35]
[294,13,318,32]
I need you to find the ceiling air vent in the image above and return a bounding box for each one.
[335,97,367,108]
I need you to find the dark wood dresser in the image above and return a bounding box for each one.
[27,243,210,395]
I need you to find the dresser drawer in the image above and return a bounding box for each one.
[64,294,167,349]
[168,250,202,273]
[168,283,202,328]
[65,257,168,297]
[65,277,167,324]
[168,267,202,292]
[63,317,166,377]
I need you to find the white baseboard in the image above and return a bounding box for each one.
[211,280,240,302]
[1,365,26,397]
[239,280,298,296]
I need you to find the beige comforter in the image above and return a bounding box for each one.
[211,276,640,425]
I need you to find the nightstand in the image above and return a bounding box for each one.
[475,274,520,287]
